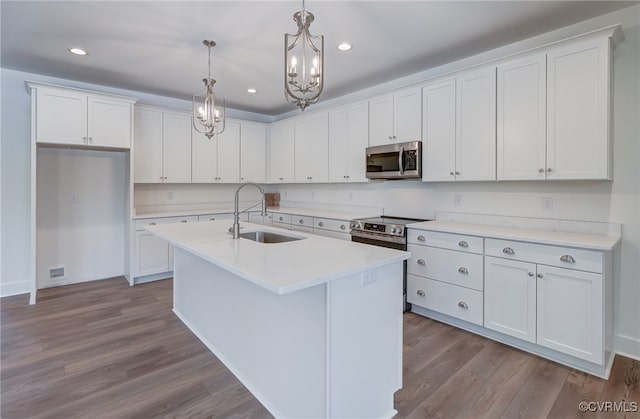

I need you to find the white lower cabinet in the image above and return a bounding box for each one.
[135,231,170,276]
[484,257,537,343]
[408,225,613,377]
[537,265,603,364]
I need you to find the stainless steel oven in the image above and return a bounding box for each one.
[350,216,429,312]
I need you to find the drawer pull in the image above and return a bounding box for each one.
[560,255,575,263]
[299,219,304,224]
[149,222,156,226]
[181,220,188,223]
[458,267,468,274]
[537,273,543,278]
[502,247,515,255]
[340,224,346,230]
[318,222,324,227]
[458,301,468,310]
[528,272,534,277]
[210,218,216,221]
[458,241,468,248]
[417,258,426,266]
[417,235,426,242]
[279,217,284,221]
[416,289,425,297]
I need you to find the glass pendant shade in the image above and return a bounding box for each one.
[193,40,225,138]
[284,2,324,111]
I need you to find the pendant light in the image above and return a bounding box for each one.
[284,0,324,111]
[193,40,225,138]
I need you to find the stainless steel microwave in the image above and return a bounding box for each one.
[366,141,422,180]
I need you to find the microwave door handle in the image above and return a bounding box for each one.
[399,147,404,174]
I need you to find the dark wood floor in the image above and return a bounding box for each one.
[1,277,638,418]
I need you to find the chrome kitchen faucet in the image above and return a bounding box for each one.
[232,182,267,239]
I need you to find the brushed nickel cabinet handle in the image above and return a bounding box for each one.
[560,255,575,263]
[528,272,534,277]
[417,235,426,242]
[318,222,324,227]
[149,222,156,225]
[537,273,543,278]
[416,289,425,297]
[503,247,515,255]
[417,258,426,266]
[458,301,468,309]
[340,224,346,230]
[180,220,187,223]
[458,267,468,274]
[538,168,544,173]
[458,240,468,248]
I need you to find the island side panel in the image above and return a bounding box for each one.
[326,262,404,419]
[172,248,327,418]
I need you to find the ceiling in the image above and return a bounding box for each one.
[1,1,636,116]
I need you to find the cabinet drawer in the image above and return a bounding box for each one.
[314,217,350,233]
[135,216,197,231]
[407,274,483,325]
[408,229,483,254]
[198,213,235,222]
[272,213,292,224]
[292,215,313,228]
[408,245,483,291]
[485,238,603,273]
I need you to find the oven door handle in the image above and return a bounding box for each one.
[398,146,404,175]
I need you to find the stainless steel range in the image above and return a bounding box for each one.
[350,216,429,311]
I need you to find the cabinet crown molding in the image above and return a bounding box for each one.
[25,80,138,103]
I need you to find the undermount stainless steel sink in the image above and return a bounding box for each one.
[238,230,305,244]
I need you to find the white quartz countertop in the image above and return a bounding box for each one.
[408,220,621,250]
[135,207,376,221]
[146,221,409,294]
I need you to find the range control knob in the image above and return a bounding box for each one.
[390,227,398,234]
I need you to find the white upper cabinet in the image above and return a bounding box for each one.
[192,121,241,183]
[547,36,611,180]
[422,78,456,181]
[268,120,295,183]
[456,66,497,181]
[497,53,547,180]
[294,112,329,183]
[369,87,421,146]
[328,102,369,183]
[29,83,136,148]
[240,121,267,183]
[134,107,191,183]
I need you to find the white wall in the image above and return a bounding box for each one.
[36,148,127,288]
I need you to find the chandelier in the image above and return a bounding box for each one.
[193,40,225,138]
[284,0,324,111]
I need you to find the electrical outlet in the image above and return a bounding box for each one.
[49,265,66,279]
[70,193,79,203]
[311,191,315,200]
[168,191,174,200]
[542,197,554,212]
[454,195,463,207]
[361,270,377,285]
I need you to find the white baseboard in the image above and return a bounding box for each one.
[615,333,640,361]
[0,279,30,298]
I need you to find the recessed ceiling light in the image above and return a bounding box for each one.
[337,43,352,51]
[68,47,88,56]
[247,88,257,93]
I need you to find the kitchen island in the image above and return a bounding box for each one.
[146,220,410,418]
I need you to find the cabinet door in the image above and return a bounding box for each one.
[191,128,217,183]
[422,78,456,181]
[328,107,349,183]
[368,95,394,146]
[497,54,546,180]
[346,102,369,182]
[240,121,267,183]
[537,265,603,363]
[87,96,132,148]
[294,113,328,183]
[268,121,295,183]
[134,108,164,183]
[134,231,169,276]
[393,87,422,142]
[36,88,87,145]
[216,121,241,183]
[484,257,537,343]
[456,67,497,181]
[547,38,610,180]
[163,112,192,183]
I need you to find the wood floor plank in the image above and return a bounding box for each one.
[2,277,638,419]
